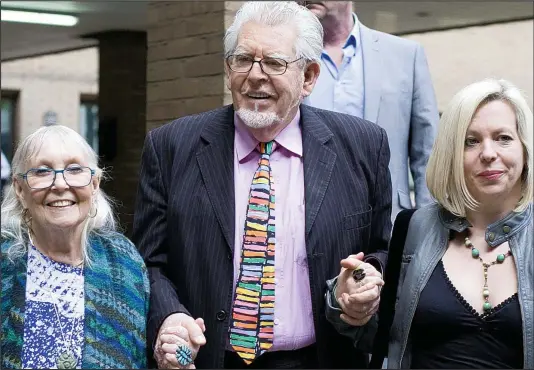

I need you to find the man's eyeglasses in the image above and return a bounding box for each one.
[226,54,303,76]
[19,166,95,190]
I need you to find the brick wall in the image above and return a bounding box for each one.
[146,1,227,131]
[97,31,147,236]
[223,1,245,105]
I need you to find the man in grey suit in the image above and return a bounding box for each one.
[303,1,439,221]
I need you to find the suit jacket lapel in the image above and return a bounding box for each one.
[300,106,337,253]
[361,24,382,124]
[196,106,236,254]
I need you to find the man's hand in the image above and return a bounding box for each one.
[335,252,384,326]
[154,313,207,369]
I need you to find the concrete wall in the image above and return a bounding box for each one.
[1,47,98,141]
[405,20,533,111]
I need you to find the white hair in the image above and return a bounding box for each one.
[1,125,118,265]
[236,108,280,129]
[426,78,533,216]
[224,1,324,63]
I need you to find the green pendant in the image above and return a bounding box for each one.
[483,302,492,311]
[471,248,480,258]
[57,351,77,369]
[496,254,505,263]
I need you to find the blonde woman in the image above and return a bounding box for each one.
[385,79,532,368]
[1,125,149,369]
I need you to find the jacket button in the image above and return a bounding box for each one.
[216,310,227,321]
[488,232,495,241]
[503,225,511,234]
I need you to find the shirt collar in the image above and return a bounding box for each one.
[439,203,532,248]
[234,109,303,162]
[347,13,361,49]
[321,13,360,58]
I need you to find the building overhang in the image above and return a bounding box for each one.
[1,1,532,62]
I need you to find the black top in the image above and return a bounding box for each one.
[410,260,523,369]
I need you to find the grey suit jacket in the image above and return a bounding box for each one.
[307,23,440,221]
[132,104,393,368]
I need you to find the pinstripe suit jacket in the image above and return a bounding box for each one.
[132,104,392,368]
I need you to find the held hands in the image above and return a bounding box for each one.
[335,252,384,326]
[155,313,207,369]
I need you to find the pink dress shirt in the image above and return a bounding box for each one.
[232,109,316,351]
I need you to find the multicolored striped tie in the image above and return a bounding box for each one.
[229,141,276,364]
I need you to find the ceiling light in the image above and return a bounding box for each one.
[1,9,78,27]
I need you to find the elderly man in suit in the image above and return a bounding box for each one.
[302,1,440,221]
[133,2,391,369]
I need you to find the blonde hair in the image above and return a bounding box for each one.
[426,79,533,216]
[1,125,118,265]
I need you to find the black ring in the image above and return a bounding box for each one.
[352,268,366,282]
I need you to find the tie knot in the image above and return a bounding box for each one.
[259,141,275,155]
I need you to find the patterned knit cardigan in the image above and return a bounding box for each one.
[1,232,150,369]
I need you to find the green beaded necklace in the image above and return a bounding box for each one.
[464,236,512,313]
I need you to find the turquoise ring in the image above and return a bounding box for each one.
[175,344,193,367]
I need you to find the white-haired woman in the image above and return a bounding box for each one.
[385,79,533,368]
[1,125,149,369]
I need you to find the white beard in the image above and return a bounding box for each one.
[236,108,281,129]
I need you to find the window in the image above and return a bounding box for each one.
[80,97,99,154]
[1,91,18,162]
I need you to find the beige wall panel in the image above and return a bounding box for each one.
[1,48,98,140]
